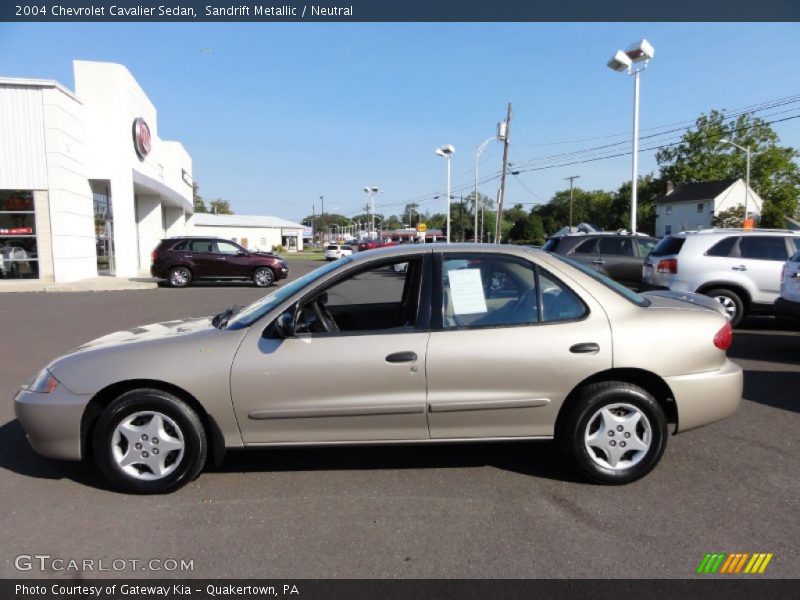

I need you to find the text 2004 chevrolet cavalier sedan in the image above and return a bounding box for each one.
[15,245,742,493]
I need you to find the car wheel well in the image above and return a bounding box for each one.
[555,369,677,435]
[81,379,225,466]
[695,283,751,308]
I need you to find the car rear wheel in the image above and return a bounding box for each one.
[92,389,207,494]
[559,381,667,484]
[705,288,744,327]
[168,266,192,288]
[253,267,274,287]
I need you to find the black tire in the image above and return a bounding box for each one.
[704,288,745,327]
[168,266,192,288]
[558,381,667,485]
[253,266,275,288]
[92,389,207,494]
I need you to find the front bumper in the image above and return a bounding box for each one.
[14,385,91,461]
[666,359,743,433]
[277,265,289,280]
[774,297,800,321]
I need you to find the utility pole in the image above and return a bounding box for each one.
[495,102,512,244]
[312,203,316,244]
[565,175,580,230]
[319,196,325,243]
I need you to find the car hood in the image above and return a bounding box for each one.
[71,316,216,353]
[643,290,727,317]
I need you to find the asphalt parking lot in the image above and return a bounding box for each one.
[0,258,798,579]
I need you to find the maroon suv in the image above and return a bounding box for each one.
[151,237,289,288]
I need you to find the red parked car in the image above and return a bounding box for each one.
[151,237,289,288]
[357,239,396,252]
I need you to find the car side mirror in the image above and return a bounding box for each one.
[273,312,296,339]
[237,251,248,257]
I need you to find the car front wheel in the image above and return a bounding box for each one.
[92,389,207,494]
[253,267,274,287]
[559,381,667,484]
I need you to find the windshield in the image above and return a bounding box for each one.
[226,258,351,329]
[548,253,650,307]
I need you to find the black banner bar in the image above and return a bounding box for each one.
[2,0,800,22]
[3,579,800,600]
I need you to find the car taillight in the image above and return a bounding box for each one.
[656,258,678,274]
[713,322,733,350]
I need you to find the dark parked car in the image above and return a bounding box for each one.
[151,237,289,288]
[543,231,657,289]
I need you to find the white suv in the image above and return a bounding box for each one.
[642,229,800,326]
[324,244,353,261]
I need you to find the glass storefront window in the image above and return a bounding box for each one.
[93,186,115,275]
[0,190,38,280]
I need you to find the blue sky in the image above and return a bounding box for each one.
[1,22,798,223]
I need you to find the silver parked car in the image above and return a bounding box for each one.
[15,245,742,493]
[642,228,800,326]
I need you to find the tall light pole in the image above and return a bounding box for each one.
[720,138,752,225]
[608,39,654,234]
[435,145,455,243]
[475,136,496,243]
[362,186,379,237]
[565,175,580,230]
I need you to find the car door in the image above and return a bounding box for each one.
[735,236,794,303]
[230,254,432,444]
[426,252,612,439]
[186,239,218,278]
[215,239,251,278]
[596,236,641,288]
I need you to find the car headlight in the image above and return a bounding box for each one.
[29,369,60,394]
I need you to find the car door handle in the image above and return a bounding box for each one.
[592,259,605,265]
[217,257,227,260]
[385,351,417,363]
[570,343,600,354]
[732,265,747,271]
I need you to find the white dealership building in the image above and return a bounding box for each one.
[0,60,194,283]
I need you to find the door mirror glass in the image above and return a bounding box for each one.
[272,312,296,339]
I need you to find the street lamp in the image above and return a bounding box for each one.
[720,138,752,225]
[607,38,654,234]
[435,145,455,243]
[475,136,496,242]
[362,186,380,237]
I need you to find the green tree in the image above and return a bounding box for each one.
[612,175,663,234]
[656,110,800,227]
[712,205,748,228]
[208,199,234,215]
[192,182,208,213]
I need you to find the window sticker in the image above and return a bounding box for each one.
[448,269,488,315]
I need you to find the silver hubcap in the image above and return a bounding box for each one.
[255,269,272,286]
[713,295,737,320]
[111,411,185,481]
[171,269,189,286]
[584,403,652,471]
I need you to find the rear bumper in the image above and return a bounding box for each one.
[14,385,91,461]
[774,297,800,321]
[666,359,743,433]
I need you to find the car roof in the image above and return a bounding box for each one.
[671,228,800,238]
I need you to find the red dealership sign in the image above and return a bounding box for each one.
[132,117,151,159]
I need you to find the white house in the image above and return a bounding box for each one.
[188,213,305,252]
[655,178,763,237]
[0,60,193,283]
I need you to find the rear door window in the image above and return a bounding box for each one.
[189,240,214,253]
[597,237,634,256]
[170,240,188,251]
[739,236,790,261]
[706,236,737,257]
[571,239,598,254]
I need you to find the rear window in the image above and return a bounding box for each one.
[326,245,339,250]
[650,236,685,257]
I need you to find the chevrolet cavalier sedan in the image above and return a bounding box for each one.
[15,245,742,493]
